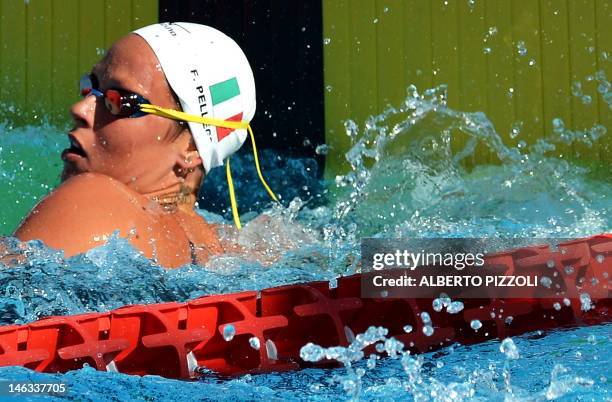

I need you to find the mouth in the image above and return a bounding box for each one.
[62,134,87,160]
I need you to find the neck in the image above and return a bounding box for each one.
[144,180,197,214]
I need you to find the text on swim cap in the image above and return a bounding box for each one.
[161,22,177,37]
[190,69,213,140]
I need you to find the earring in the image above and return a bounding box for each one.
[179,180,192,197]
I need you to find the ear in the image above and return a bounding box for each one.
[173,129,202,171]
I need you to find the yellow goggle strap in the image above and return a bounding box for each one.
[139,104,280,228]
[246,124,279,203]
[140,104,248,130]
[225,157,241,229]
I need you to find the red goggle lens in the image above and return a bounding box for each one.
[104,90,122,115]
[78,73,148,118]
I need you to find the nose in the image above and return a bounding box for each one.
[70,94,98,128]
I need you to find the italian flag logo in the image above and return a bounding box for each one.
[209,77,243,141]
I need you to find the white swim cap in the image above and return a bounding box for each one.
[133,22,256,172]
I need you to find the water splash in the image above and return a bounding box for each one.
[327,84,610,246]
[223,324,236,341]
[249,336,261,350]
[0,232,333,325]
[516,40,528,56]
[0,79,610,399]
[499,338,520,360]
[296,324,608,400]
[470,319,483,331]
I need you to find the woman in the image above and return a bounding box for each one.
[13,22,273,268]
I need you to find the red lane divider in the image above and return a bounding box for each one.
[0,236,610,379]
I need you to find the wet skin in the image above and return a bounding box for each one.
[13,34,224,268]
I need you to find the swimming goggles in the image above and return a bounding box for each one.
[79,73,149,118]
[78,73,279,229]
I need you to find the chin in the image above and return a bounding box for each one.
[60,162,85,182]
[60,168,75,182]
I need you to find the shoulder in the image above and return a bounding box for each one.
[14,173,153,257]
[42,173,142,205]
[21,172,146,221]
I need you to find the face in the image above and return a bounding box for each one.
[62,34,188,193]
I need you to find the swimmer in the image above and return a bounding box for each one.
[12,22,287,268]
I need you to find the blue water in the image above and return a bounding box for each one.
[0,84,610,400]
[1,324,609,401]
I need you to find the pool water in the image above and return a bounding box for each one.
[2,324,609,401]
[0,84,610,401]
